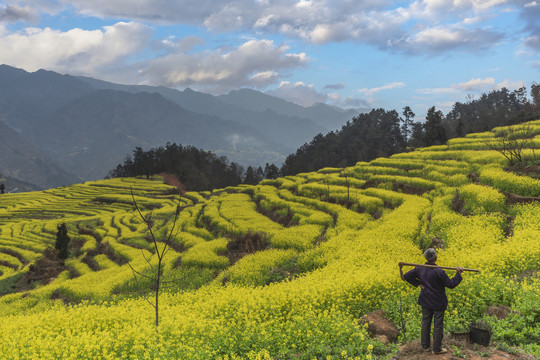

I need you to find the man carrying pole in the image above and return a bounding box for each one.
[399,248,473,355]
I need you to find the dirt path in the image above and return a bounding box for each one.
[159,173,185,193]
[390,337,535,360]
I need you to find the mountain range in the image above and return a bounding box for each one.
[0,65,360,191]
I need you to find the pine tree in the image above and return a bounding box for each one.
[423,106,447,146]
[264,163,280,179]
[402,106,415,142]
[55,223,70,260]
[243,166,259,185]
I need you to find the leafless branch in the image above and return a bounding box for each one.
[126,186,184,328]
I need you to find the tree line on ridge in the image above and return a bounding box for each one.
[111,84,540,190]
[280,85,540,175]
[109,143,280,191]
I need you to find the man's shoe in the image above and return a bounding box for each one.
[422,347,431,352]
[432,348,448,355]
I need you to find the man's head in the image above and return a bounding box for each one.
[424,248,437,262]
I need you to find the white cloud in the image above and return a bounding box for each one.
[140,39,309,93]
[417,87,459,95]
[418,77,525,96]
[411,0,508,19]
[153,35,205,52]
[309,23,351,44]
[250,70,279,85]
[3,0,64,15]
[389,25,504,53]
[265,81,328,107]
[520,0,540,43]
[6,0,514,55]
[456,77,495,91]
[324,92,369,109]
[494,79,526,90]
[0,22,152,75]
[524,35,540,50]
[324,82,345,90]
[358,82,406,96]
[203,4,249,31]
[341,96,371,109]
[265,81,370,109]
[0,4,38,23]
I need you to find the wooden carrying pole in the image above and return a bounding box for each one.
[399,262,479,272]
[399,262,479,279]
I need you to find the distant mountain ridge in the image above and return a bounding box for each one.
[0,65,360,190]
[0,120,79,190]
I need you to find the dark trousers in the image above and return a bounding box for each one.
[421,306,445,352]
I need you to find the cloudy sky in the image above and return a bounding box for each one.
[1,0,539,118]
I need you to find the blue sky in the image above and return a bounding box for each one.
[1,0,539,119]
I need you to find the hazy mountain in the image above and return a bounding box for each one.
[0,65,95,134]
[31,89,284,180]
[218,88,359,130]
[0,65,361,189]
[0,174,42,193]
[76,78,332,149]
[0,121,80,189]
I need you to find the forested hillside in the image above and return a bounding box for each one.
[110,143,245,191]
[0,120,538,359]
[281,86,540,176]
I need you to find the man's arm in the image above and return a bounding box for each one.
[402,266,421,287]
[440,267,463,289]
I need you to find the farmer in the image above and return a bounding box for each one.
[401,248,463,355]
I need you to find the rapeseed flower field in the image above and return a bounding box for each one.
[0,121,539,359]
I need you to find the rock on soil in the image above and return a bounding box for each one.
[360,310,400,344]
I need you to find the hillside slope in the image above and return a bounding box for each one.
[0,120,539,359]
[0,121,80,189]
[31,89,281,180]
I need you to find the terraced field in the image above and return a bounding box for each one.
[0,120,539,359]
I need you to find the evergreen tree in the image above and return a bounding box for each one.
[55,223,70,260]
[111,143,244,191]
[443,86,535,137]
[401,106,415,142]
[264,163,279,179]
[531,83,540,119]
[280,108,407,175]
[408,122,425,148]
[256,166,264,182]
[423,106,447,146]
[243,166,261,185]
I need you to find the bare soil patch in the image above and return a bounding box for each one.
[18,248,65,289]
[507,162,540,180]
[360,310,400,344]
[160,173,186,193]
[486,305,511,320]
[390,337,535,360]
[226,232,268,264]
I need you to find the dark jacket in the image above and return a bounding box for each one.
[403,262,462,311]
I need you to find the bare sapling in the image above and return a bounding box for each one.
[127,187,182,329]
